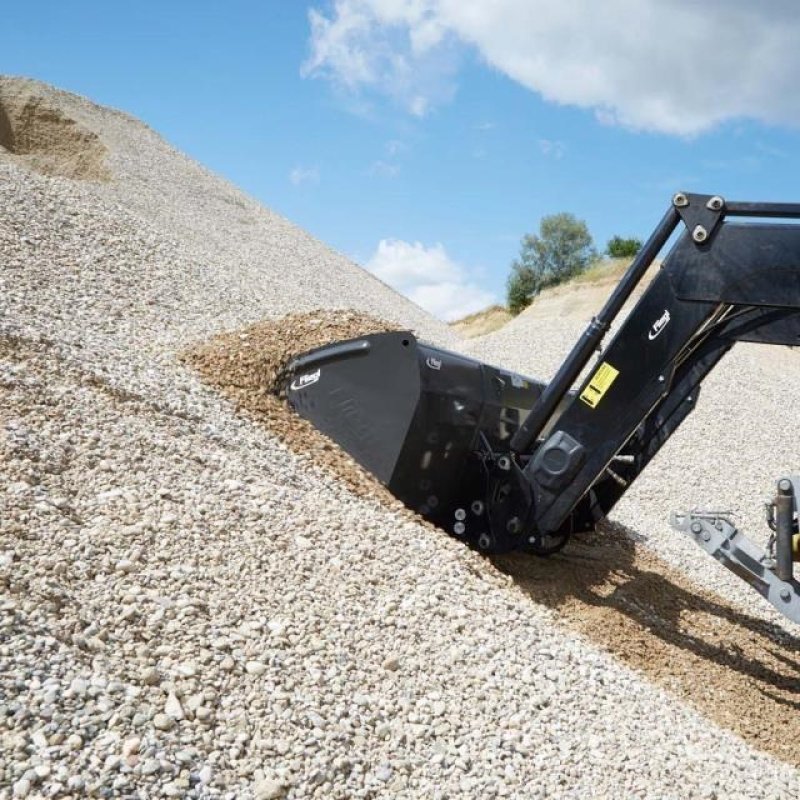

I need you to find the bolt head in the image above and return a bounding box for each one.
[780,588,792,603]
[706,195,724,211]
[778,478,792,492]
[673,192,689,207]
[702,532,711,542]
[454,508,467,521]
[690,521,703,534]
[692,225,708,243]
[506,517,523,535]
[453,522,466,535]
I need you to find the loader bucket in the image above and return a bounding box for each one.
[286,331,551,541]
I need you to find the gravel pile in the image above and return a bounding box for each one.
[2,75,799,799]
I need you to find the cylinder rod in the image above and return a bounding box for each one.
[510,204,681,454]
[776,478,795,582]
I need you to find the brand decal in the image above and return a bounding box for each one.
[648,309,671,341]
[426,356,442,371]
[290,369,321,391]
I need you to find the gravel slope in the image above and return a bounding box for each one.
[2,76,799,799]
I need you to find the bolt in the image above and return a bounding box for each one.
[453,522,466,536]
[673,192,689,207]
[497,456,511,472]
[780,588,791,603]
[692,225,708,243]
[691,521,703,534]
[779,478,792,492]
[706,195,724,211]
[506,517,523,535]
[454,508,466,521]
[702,532,711,543]
[478,533,492,550]
[470,500,485,516]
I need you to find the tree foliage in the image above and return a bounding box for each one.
[606,235,642,258]
[506,212,596,314]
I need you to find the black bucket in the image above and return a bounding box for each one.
[287,331,559,547]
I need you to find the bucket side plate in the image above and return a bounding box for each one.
[287,331,421,483]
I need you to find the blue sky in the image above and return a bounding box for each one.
[4,1,800,319]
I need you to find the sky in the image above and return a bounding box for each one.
[3,1,800,320]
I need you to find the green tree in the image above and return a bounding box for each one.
[506,212,596,314]
[606,235,642,258]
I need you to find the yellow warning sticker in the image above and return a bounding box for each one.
[580,361,620,409]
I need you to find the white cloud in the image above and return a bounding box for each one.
[302,0,460,116]
[289,166,320,186]
[538,138,565,159]
[303,1,800,135]
[366,238,495,321]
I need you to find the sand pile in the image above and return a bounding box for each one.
[0,79,110,181]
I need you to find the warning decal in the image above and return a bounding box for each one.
[580,361,620,409]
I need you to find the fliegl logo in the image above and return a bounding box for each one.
[648,309,671,341]
[425,356,442,371]
[290,369,321,391]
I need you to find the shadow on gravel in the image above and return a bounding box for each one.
[492,521,800,766]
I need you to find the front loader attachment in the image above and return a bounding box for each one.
[286,331,593,553]
[285,191,800,628]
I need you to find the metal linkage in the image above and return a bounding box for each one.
[671,510,800,625]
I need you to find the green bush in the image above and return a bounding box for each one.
[606,235,642,258]
[507,213,596,314]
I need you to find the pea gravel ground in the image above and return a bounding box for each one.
[1,75,799,800]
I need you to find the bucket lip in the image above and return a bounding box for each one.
[287,330,417,376]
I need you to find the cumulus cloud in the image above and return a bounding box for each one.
[366,239,495,321]
[289,166,320,186]
[303,0,800,135]
[302,0,460,116]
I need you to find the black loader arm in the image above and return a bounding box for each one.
[511,193,800,537]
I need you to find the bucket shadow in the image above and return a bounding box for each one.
[491,520,800,764]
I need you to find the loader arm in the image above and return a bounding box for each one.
[512,194,800,537]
